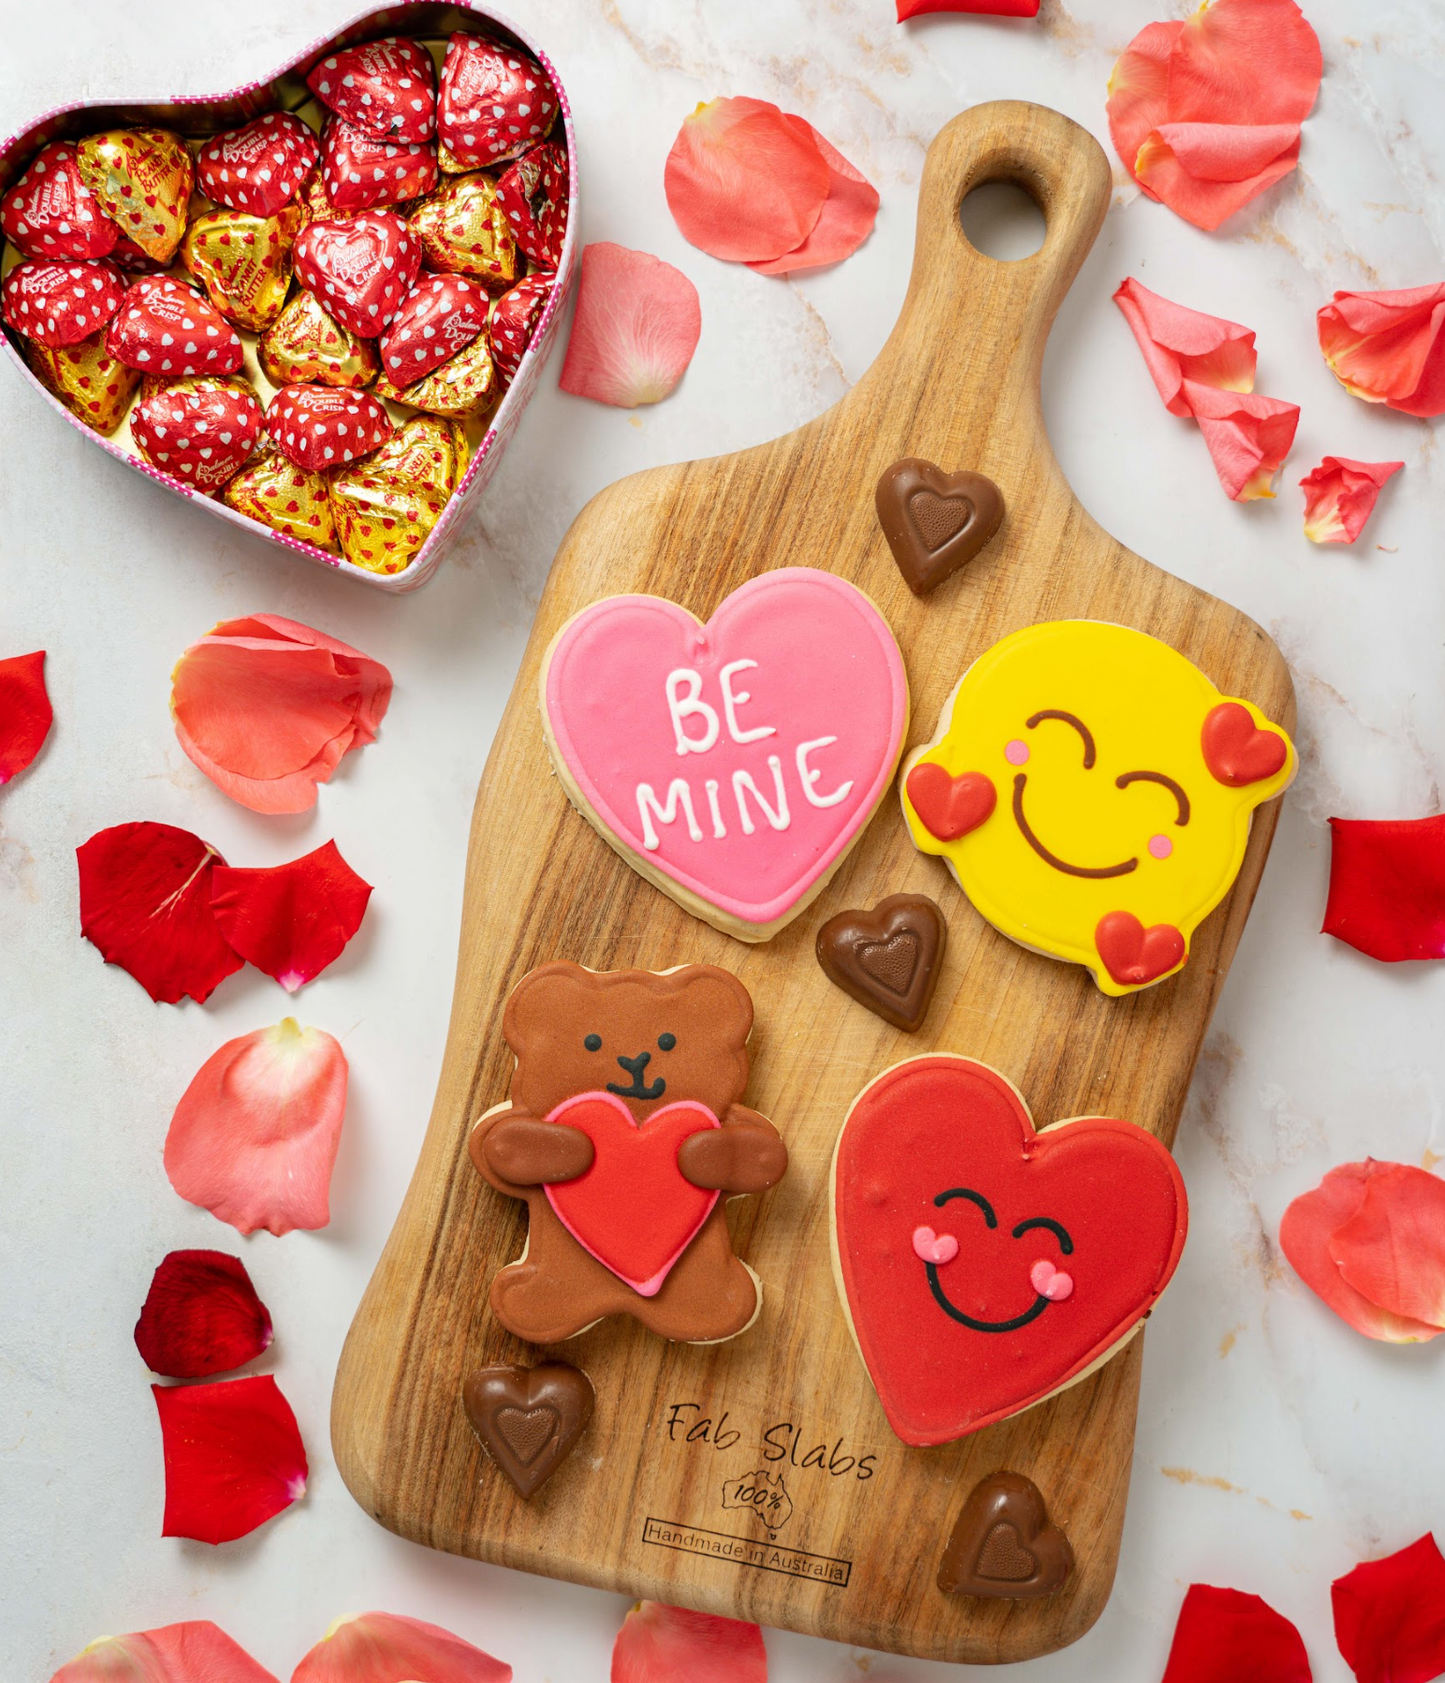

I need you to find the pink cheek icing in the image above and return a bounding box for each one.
[544,568,909,926]
[1005,739,1030,766]
[1149,833,1174,860]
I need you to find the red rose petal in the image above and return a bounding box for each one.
[1167,0,1320,128]
[1280,1162,1443,1343]
[664,96,830,263]
[898,0,1038,14]
[1300,457,1404,545]
[559,242,701,408]
[1160,1584,1312,1683]
[1179,379,1299,501]
[1136,121,1302,233]
[291,1612,512,1683]
[611,1603,766,1683]
[1323,814,1445,963]
[0,649,53,784]
[1107,20,1183,195]
[171,613,393,815]
[165,1019,349,1236]
[50,1621,279,1683]
[77,821,243,1005]
[210,840,372,992]
[1113,278,1257,417]
[1329,1164,1445,1331]
[1333,1534,1445,1683]
[134,1249,274,1378]
[153,1373,307,1544]
[747,119,878,275]
[1317,284,1445,418]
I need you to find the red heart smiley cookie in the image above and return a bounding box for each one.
[831,1054,1188,1446]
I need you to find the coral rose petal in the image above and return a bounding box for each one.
[153,1374,307,1544]
[0,649,53,784]
[171,614,392,816]
[1323,814,1445,963]
[1106,20,1184,192]
[134,1249,274,1378]
[1300,457,1404,545]
[76,821,243,1005]
[1167,0,1321,127]
[664,96,830,263]
[1279,1162,1442,1343]
[291,1612,512,1683]
[898,0,1038,13]
[558,242,701,408]
[747,120,878,275]
[1317,284,1445,417]
[1330,1164,1445,1330]
[1114,278,1256,416]
[210,840,372,992]
[1333,1534,1445,1683]
[611,1602,767,1683]
[1179,379,1299,500]
[165,1018,348,1237]
[1135,122,1301,232]
[1160,1584,1313,1683]
[50,1622,280,1683]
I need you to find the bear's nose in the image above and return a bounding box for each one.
[616,1050,651,1074]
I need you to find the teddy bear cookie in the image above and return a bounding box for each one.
[900,620,1296,995]
[469,961,788,1343]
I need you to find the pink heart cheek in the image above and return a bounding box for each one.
[1030,1259,1074,1302]
[912,1225,959,1266]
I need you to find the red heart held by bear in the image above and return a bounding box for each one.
[543,1091,720,1297]
[1094,910,1186,987]
[832,1055,1188,1445]
[905,762,997,841]
[1201,700,1289,788]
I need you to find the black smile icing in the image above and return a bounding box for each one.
[925,1188,1074,1335]
[607,1049,666,1101]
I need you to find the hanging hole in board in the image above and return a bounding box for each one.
[959,180,1047,262]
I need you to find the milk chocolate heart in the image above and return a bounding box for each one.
[876,457,1005,596]
[937,1471,1074,1598]
[462,1361,594,1499]
[815,893,946,1032]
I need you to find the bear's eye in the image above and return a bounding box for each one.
[658,1032,676,1051]
[584,1033,602,1052]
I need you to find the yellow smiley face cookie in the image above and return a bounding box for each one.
[900,621,1296,996]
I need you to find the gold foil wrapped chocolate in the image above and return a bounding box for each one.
[182,203,303,333]
[408,173,518,294]
[374,329,499,420]
[331,415,468,574]
[224,445,339,552]
[437,138,470,176]
[259,288,379,388]
[25,329,140,434]
[74,128,193,264]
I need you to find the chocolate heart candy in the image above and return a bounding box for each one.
[462,1361,594,1499]
[259,288,380,389]
[937,1471,1074,1599]
[182,203,303,334]
[815,892,946,1032]
[875,457,1004,596]
[375,327,499,419]
[24,328,139,435]
[407,173,519,293]
[223,445,338,553]
[74,127,193,265]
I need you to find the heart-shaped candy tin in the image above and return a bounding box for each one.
[0,2,575,592]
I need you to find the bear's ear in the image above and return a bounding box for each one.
[674,965,754,1047]
[503,961,593,1052]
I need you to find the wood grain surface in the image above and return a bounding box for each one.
[332,100,1296,1664]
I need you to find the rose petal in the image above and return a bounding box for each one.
[171,613,392,816]
[1279,1162,1442,1343]
[1113,278,1256,416]
[291,1612,512,1683]
[210,840,372,992]
[1135,121,1302,233]
[558,242,701,408]
[747,120,878,275]
[898,0,1038,13]
[664,96,830,263]
[1317,285,1445,418]
[165,1019,348,1237]
[1330,1164,1445,1330]
[1300,457,1404,545]
[1159,1584,1313,1683]
[1333,1534,1445,1683]
[134,1249,274,1378]
[1107,20,1183,194]
[1179,379,1299,500]
[1323,815,1445,963]
[153,1374,307,1544]
[0,649,52,784]
[50,1622,279,1683]
[611,1603,766,1683]
[1167,0,1321,128]
[77,821,243,1005]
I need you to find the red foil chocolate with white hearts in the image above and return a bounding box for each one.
[293,211,422,337]
[73,128,193,264]
[130,375,263,493]
[379,272,489,386]
[105,276,244,376]
[374,327,498,418]
[319,117,438,213]
[494,141,567,268]
[488,269,552,383]
[265,383,392,470]
[1,141,120,260]
[196,113,320,216]
[306,37,437,144]
[2,258,124,348]
[437,30,559,167]
[407,173,518,293]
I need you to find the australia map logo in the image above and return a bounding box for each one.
[721,1469,794,1536]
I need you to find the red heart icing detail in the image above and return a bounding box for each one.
[1094,910,1186,986]
[833,1056,1188,1445]
[543,1091,719,1295]
[905,762,997,841]
[1201,700,1289,787]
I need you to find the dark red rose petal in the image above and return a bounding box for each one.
[1160,1584,1312,1683]
[1333,1534,1445,1683]
[134,1250,273,1379]
[0,650,53,783]
[1323,815,1445,962]
[210,839,372,991]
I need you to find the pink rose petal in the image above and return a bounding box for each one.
[559,242,701,409]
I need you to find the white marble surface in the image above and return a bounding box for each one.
[3,1,1443,1678]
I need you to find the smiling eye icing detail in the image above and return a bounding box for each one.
[910,1188,1077,1334]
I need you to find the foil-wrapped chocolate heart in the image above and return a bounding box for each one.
[24,328,139,433]
[74,128,193,264]
[223,444,339,552]
[182,203,304,333]
[130,374,264,494]
[407,173,519,293]
[331,414,470,574]
[375,328,498,418]
[259,288,379,389]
